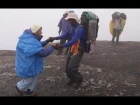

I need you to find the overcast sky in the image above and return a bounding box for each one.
[0,9,139,50]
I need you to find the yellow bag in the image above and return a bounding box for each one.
[109,19,126,36]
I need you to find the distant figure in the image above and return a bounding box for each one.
[57,11,73,55]
[64,10,75,55]
[112,13,121,44]
[69,10,74,13]
[15,24,57,96]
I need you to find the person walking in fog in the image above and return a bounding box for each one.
[57,11,73,55]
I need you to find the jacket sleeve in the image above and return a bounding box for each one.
[36,46,54,57]
[55,28,71,40]
[62,28,84,48]
[58,17,63,28]
[41,40,50,47]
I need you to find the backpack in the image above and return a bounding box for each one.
[112,12,120,21]
[81,11,99,41]
[75,11,99,53]
[112,12,127,21]
[120,13,127,20]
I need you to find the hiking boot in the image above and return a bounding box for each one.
[73,81,83,90]
[15,85,23,96]
[23,89,37,96]
[66,80,75,86]
[73,77,83,89]
[23,92,37,96]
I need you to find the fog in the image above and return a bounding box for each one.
[0,9,139,50]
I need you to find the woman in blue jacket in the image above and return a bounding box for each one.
[15,24,55,96]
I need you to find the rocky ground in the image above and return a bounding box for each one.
[0,41,140,96]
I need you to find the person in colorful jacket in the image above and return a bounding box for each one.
[15,24,56,96]
[49,13,86,89]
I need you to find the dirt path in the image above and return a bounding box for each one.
[0,41,140,96]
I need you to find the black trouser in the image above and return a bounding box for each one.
[112,28,121,44]
[57,37,71,55]
[65,46,85,82]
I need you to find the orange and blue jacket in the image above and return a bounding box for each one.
[55,23,86,55]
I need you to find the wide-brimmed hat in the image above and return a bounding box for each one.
[65,13,80,23]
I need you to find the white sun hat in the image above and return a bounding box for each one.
[31,24,42,34]
[65,13,80,23]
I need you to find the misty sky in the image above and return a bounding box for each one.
[0,9,140,50]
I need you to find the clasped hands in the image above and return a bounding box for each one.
[47,37,63,50]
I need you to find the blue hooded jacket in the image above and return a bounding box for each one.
[15,29,54,78]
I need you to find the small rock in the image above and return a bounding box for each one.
[44,65,52,69]
[102,53,106,56]
[114,94,119,97]
[85,71,89,74]
[90,78,94,83]
[57,59,66,62]
[107,83,112,88]
[120,92,123,96]
[96,68,102,72]
[98,80,102,85]
[83,81,89,86]
[113,53,117,55]
[56,66,60,70]
[89,68,94,70]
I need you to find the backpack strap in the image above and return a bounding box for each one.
[75,25,84,34]
[75,24,89,42]
[69,26,73,34]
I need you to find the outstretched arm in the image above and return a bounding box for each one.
[36,46,54,57]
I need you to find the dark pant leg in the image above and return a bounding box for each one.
[66,47,85,82]
[64,38,71,55]
[65,47,70,55]
[112,28,117,43]
[116,29,121,44]
[65,50,73,78]
[57,39,67,55]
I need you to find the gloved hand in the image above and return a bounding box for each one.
[49,37,56,41]
[46,38,54,42]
